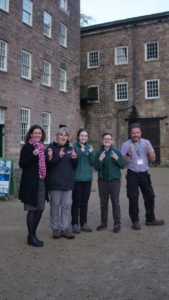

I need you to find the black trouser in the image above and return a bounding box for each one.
[98,178,121,226]
[71,181,92,226]
[126,169,155,223]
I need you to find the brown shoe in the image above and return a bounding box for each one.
[132,221,141,230]
[61,229,75,239]
[145,219,165,226]
[53,229,61,239]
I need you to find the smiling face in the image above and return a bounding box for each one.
[102,134,112,148]
[31,128,43,142]
[131,127,141,143]
[57,132,69,146]
[79,131,88,144]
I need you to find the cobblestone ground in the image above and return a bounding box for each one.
[0,168,169,300]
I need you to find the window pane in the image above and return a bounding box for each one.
[43,12,51,37]
[21,51,31,79]
[116,47,128,64]
[22,0,32,25]
[88,51,99,68]
[146,42,158,60]
[0,0,8,11]
[20,108,30,142]
[0,40,7,71]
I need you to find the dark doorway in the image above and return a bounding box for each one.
[128,118,160,164]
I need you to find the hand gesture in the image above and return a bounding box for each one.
[48,148,53,160]
[59,147,65,158]
[80,144,85,152]
[33,148,39,156]
[89,145,94,153]
[111,151,118,160]
[128,144,134,156]
[145,142,151,152]
[71,149,77,159]
[99,151,105,161]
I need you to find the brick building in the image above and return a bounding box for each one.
[0,0,81,166]
[80,12,169,164]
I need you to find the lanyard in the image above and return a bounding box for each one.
[133,141,143,157]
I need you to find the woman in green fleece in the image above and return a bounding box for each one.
[71,128,95,233]
[94,132,125,233]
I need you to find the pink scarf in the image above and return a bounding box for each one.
[29,139,46,179]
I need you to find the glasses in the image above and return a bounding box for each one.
[103,138,112,141]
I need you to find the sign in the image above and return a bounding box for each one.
[0,159,12,196]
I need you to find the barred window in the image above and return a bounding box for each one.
[20,107,30,143]
[115,83,128,101]
[42,112,51,144]
[43,11,52,38]
[0,40,7,71]
[21,50,32,80]
[145,80,160,99]
[42,60,51,87]
[22,0,33,26]
[87,51,99,68]
[145,42,159,61]
[115,47,128,65]
[60,23,67,48]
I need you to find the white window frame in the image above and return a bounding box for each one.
[87,51,100,69]
[0,0,9,12]
[43,11,52,38]
[59,0,67,12]
[115,46,128,65]
[0,40,7,72]
[21,50,32,80]
[87,85,100,103]
[145,42,159,61]
[115,82,128,101]
[59,68,67,92]
[22,0,33,26]
[42,60,51,87]
[145,79,160,99]
[20,107,30,143]
[0,108,5,124]
[60,23,67,48]
[42,112,51,144]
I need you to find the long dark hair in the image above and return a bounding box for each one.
[25,125,45,143]
[76,128,88,141]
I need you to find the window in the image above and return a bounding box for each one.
[60,23,67,48]
[115,83,128,101]
[0,40,7,72]
[87,85,99,103]
[43,11,52,38]
[42,112,51,144]
[22,0,33,26]
[145,80,160,99]
[20,107,30,143]
[42,60,51,86]
[87,51,99,68]
[145,42,159,61]
[115,46,128,65]
[21,50,32,80]
[0,0,9,12]
[59,68,67,92]
[60,0,67,11]
[0,108,5,124]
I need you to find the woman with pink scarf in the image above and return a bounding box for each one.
[19,125,52,247]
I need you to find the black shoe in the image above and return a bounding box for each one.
[96,224,107,231]
[27,235,43,247]
[60,230,75,239]
[132,222,141,230]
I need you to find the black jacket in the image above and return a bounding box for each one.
[18,143,47,206]
[47,141,78,191]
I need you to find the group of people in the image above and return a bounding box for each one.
[18,123,164,247]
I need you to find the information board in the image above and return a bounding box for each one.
[0,159,12,196]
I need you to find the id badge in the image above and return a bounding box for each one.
[137,159,144,165]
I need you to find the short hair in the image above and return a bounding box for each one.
[102,132,112,138]
[56,127,70,138]
[25,125,45,143]
[76,128,88,141]
[130,123,141,131]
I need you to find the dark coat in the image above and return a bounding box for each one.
[47,141,78,191]
[18,143,46,206]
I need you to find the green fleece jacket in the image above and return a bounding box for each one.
[73,142,95,181]
[94,145,125,180]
